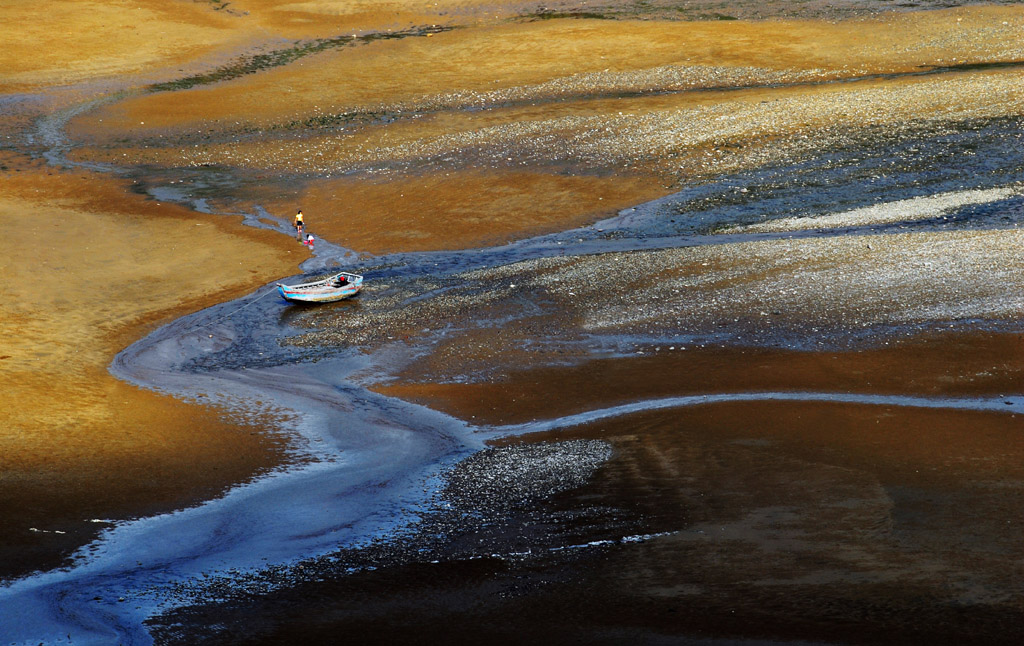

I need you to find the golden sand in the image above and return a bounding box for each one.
[0,154,297,575]
[0,0,241,92]
[0,0,532,93]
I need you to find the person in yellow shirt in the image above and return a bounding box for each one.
[293,209,305,240]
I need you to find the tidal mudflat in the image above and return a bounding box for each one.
[2,1,1024,644]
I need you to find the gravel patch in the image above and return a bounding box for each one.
[723,185,1024,233]
[176,66,1024,183]
[542,229,1024,345]
[443,440,615,514]
[403,64,833,114]
[152,439,618,613]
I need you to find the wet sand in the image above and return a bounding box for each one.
[381,332,1024,425]
[3,0,1024,643]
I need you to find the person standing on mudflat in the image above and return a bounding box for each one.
[293,209,305,240]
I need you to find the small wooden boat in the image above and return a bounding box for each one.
[277,271,363,304]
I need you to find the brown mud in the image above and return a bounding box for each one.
[380,331,1024,425]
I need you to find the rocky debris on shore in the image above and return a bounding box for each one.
[443,440,614,513]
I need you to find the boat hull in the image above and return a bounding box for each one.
[276,271,363,304]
